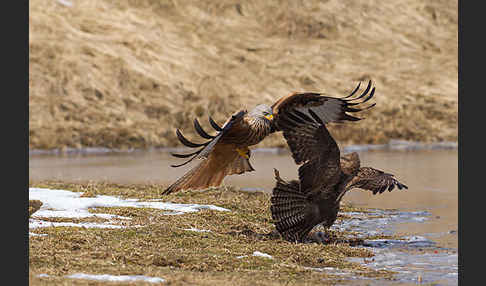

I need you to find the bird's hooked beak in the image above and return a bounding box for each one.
[265,114,274,120]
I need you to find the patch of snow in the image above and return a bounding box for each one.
[29,219,128,229]
[65,273,165,283]
[252,251,273,259]
[37,274,50,278]
[236,251,273,259]
[183,227,211,232]
[29,188,229,230]
[56,0,73,7]
[34,209,130,220]
[29,232,48,237]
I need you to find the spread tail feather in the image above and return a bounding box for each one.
[270,169,315,242]
[163,154,255,195]
[163,159,224,195]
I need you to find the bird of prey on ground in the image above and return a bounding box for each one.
[270,108,408,243]
[163,81,376,195]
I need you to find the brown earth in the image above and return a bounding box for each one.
[29,0,457,150]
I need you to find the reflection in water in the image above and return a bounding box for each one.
[29,148,458,284]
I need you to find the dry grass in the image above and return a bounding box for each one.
[29,181,399,285]
[29,0,457,150]
[29,200,43,217]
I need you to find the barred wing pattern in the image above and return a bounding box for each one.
[271,109,343,242]
[347,167,408,194]
[271,80,376,130]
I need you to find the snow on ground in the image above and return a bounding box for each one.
[252,251,273,259]
[183,227,212,232]
[236,251,273,259]
[29,187,229,234]
[38,273,165,283]
[65,273,165,283]
[29,232,48,237]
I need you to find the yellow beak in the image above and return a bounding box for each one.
[265,114,273,120]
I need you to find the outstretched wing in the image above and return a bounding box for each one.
[169,110,249,168]
[347,167,408,194]
[271,110,344,242]
[163,110,256,194]
[278,108,342,193]
[271,80,376,131]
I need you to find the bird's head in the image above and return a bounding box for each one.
[249,104,273,121]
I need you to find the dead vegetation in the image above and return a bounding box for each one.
[29,0,457,150]
[29,200,43,217]
[29,181,399,285]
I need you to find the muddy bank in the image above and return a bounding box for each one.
[29,0,457,150]
[29,140,457,156]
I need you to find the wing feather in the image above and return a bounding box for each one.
[170,110,249,167]
[278,109,342,192]
[271,81,376,131]
[347,167,408,194]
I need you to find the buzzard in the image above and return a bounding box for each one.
[163,81,376,195]
[270,108,408,243]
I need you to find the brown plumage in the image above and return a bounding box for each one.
[163,81,376,195]
[270,109,407,243]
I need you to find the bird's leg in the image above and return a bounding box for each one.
[307,229,332,244]
[236,147,250,159]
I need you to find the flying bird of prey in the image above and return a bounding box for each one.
[163,81,376,195]
[270,109,408,243]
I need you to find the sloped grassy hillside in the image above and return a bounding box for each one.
[29,0,457,150]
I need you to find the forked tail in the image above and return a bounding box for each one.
[163,154,254,195]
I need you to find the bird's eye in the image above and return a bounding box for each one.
[263,111,269,115]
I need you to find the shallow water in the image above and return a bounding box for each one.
[29,147,458,285]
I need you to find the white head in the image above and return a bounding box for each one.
[249,104,273,121]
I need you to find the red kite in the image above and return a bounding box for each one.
[163,81,376,195]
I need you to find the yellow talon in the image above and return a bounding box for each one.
[236,148,250,159]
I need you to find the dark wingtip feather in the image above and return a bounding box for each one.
[353,80,372,100]
[176,129,208,148]
[194,118,215,139]
[170,152,200,168]
[345,81,375,105]
[342,81,361,99]
[170,152,196,159]
[208,115,223,132]
[361,87,375,104]
[170,146,205,159]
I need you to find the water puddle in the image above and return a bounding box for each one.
[29,147,458,285]
[329,208,457,285]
